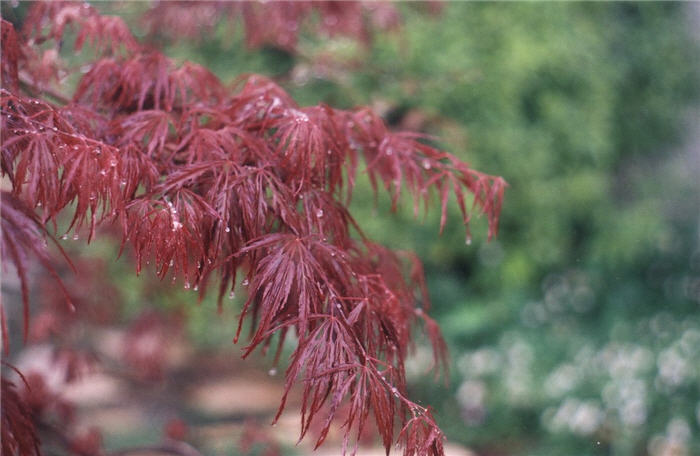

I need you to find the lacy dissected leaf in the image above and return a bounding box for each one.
[235,232,448,455]
[142,1,400,52]
[225,75,297,130]
[22,1,139,56]
[1,91,136,238]
[269,105,352,196]
[74,53,225,113]
[1,377,41,456]
[111,109,174,159]
[1,20,20,92]
[122,189,217,288]
[398,410,446,456]
[349,108,506,239]
[0,193,74,347]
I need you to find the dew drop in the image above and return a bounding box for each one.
[422,159,431,170]
[465,237,472,245]
[184,282,190,289]
[72,234,79,241]
[391,387,399,397]
[193,285,199,291]
[73,145,79,150]
[169,260,174,267]
[242,278,249,286]
[268,368,277,376]
[385,148,393,156]
[52,127,58,132]
[316,209,324,218]
[99,169,107,176]
[109,159,117,167]
[228,291,236,300]
[224,226,230,233]
[415,308,423,316]
[61,234,68,240]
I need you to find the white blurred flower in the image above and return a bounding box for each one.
[548,398,604,436]
[14,345,69,394]
[667,418,690,444]
[456,380,486,425]
[569,401,604,436]
[657,348,689,388]
[544,363,579,397]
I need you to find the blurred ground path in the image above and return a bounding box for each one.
[59,337,474,456]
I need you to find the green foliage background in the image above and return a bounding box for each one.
[75,2,700,455]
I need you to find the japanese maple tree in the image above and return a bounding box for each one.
[0,2,505,456]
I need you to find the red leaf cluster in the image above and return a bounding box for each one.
[141,1,401,52]
[1,3,505,455]
[1,376,40,456]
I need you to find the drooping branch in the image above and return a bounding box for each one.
[0,4,506,456]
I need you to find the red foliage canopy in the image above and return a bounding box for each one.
[0,3,505,455]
